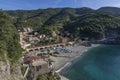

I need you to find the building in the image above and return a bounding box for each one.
[58,36,69,43]
[24,56,51,80]
[24,56,41,64]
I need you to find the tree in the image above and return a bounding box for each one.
[39,75,46,80]
[48,75,55,80]
[0,11,22,63]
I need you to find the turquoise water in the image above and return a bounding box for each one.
[61,45,120,80]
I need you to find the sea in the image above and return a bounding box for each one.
[61,45,120,80]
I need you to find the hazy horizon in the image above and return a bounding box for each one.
[0,0,120,10]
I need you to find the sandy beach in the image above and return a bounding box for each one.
[50,44,99,80]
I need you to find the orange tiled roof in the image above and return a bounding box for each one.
[24,56,41,62]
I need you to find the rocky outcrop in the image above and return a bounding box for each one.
[0,59,24,80]
[0,11,24,80]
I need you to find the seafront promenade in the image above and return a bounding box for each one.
[26,42,74,52]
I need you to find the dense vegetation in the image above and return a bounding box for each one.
[63,13,120,39]
[98,7,120,16]
[6,7,94,32]
[5,7,120,40]
[0,11,22,63]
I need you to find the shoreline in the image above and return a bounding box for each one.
[50,44,99,80]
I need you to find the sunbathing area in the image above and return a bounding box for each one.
[20,42,98,80]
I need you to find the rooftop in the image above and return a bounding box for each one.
[24,56,41,63]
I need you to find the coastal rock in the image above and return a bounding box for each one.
[0,61,23,80]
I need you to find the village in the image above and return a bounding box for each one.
[18,27,76,80]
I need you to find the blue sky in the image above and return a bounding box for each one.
[0,0,120,10]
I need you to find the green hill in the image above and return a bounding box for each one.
[5,7,94,30]
[98,7,120,16]
[63,12,120,39]
[0,11,22,63]
[4,7,120,40]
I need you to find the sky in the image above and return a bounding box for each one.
[0,0,120,10]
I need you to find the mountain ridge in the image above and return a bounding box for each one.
[4,6,120,39]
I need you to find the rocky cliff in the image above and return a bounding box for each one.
[0,54,23,80]
[0,11,24,80]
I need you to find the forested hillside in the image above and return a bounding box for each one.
[5,7,94,31]
[63,13,120,39]
[0,10,23,80]
[98,7,120,16]
[5,7,120,40]
[0,11,22,63]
